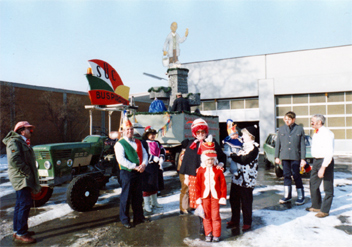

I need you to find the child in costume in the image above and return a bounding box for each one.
[223,120,243,176]
[141,126,166,213]
[195,139,227,242]
[179,118,226,235]
[227,125,259,232]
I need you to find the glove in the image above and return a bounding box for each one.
[153,156,160,163]
[219,198,226,205]
[184,175,189,186]
[159,157,164,170]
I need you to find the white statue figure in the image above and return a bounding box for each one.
[163,22,189,67]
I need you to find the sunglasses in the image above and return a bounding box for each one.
[196,130,206,134]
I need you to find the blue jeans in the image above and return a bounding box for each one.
[14,187,32,235]
[282,160,303,188]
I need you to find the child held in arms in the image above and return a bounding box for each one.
[195,137,227,242]
[223,120,243,176]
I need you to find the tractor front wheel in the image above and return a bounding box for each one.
[31,186,53,207]
[66,175,99,212]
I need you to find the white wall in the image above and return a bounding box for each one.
[267,46,352,95]
[185,56,266,99]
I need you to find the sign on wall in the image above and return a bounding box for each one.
[86,59,130,105]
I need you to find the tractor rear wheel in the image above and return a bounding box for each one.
[31,186,53,207]
[66,175,99,212]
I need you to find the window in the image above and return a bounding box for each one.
[276,95,291,104]
[327,105,344,115]
[231,99,244,109]
[328,92,344,102]
[245,98,259,108]
[293,106,308,115]
[310,93,326,103]
[277,106,291,116]
[327,117,345,127]
[217,100,230,110]
[203,101,216,111]
[293,94,308,104]
[310,105,326,115]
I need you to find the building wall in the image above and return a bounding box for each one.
[183,45,352,153]
[0,81,146,153]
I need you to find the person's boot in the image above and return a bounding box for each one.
[295,188,305,205]
[279,186,292,204]
[199,216,205,235]
[151,193,162,208]
[143,196,152,213]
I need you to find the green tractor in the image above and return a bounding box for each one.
[31,104,132,211]
[33,134,120,211]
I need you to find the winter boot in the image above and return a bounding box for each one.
[205,233,212,242]
[151,193,163,208]
[279,186,292,204]
[143,196,152,213]
[295,188,305,205]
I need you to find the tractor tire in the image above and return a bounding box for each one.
[275,164,283,178]
[263,154,271,169]
[96,176,110,189]
[31,186,53,207]
[66,175,99,212]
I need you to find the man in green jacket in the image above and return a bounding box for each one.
[2,121,41,244]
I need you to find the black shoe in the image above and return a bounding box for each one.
[123,223,132,229]
[133,218,151,226]
[226,221,239,229]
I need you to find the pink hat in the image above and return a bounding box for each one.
[14,121,35,132]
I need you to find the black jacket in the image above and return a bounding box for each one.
[171,97,190,112]
[179,138,226,176]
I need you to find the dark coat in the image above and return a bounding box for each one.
[171,97,190,112]
[179,138,226,176]
[141,140,166,192]
[2,131,41,193]
[275,123,306,161]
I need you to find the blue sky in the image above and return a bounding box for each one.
[1,0,351,94]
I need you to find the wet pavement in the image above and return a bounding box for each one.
[0,155,351,246]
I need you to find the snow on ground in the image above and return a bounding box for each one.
[1,155,352,246]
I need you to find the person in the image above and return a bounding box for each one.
[2,121,41,244]
[306,114,335,218]
[114,116,149,229]
[141,126,166,213]
[275,111,306,205]
[227,125,259,232]
[195,141,227,242]
[223,120,243,176]
[171,92,190,112]
[163,22,188,66]
[179,118,226,235]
